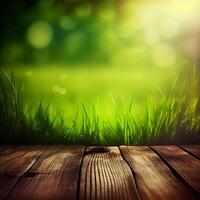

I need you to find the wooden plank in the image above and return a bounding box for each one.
[180,145,200,160]
[120,146,197,200]
[151,145,200,195]
[8,145,85,200]
[0,145,16,156]
[79,146,140,200]
[0,145,44,199]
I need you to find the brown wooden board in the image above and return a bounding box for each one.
[120,146,197,200]
[8,145,85,200]
[180,145,200,160]
[79,146,140,200]
[1,145,200,200]
[0,145,44,199]
[0,145,16,156]
[151,145,200,196]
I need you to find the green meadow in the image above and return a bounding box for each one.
[0,0,200,144]
[13,64,181,121]
[1,63,200,145]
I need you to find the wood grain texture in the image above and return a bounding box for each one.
[120,146,197,200]
[151,145,200,195]
[0,145,44,199]
[8,145,85,200]
[0,145,200,200]
[79,146,140,200]
[0,145,16,156]
[180,145,200,159]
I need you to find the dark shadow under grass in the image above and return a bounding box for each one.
[0,70,200,145]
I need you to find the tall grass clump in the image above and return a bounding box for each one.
[0,67,200,145]
[0,71,68,144]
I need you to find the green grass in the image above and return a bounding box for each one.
[0,68,200,145]
[12,64,182,119]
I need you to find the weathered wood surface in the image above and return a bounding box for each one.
[0,145,44,199]
[0,145,199,200]
[120,146,197,200]
[151,145,200,196]
[8,146,85,200]
[0,145,16,156]
[180,145,200,160]
[80,146,140,200]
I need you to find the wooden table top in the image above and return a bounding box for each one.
[0,145,200,200]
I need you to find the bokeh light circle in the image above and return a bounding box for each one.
[144,28,160,45]
[98,5,115,22]
[74,4,91,18]
[27,21,53,49]
[160,19,180,38]
[60,17,75,30]
[152,44,176,67]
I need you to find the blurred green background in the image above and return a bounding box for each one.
[1,0,200,120]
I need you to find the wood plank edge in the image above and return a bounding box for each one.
[118,146,142,200]
[0,145,18,157]
[178,145,200,160]
[76,146,87,200]
[149,146,200,198]
[4,146,47,199]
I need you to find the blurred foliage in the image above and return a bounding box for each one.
[1,0,200,144]
[0,0,121,65]
[1,0,200,66]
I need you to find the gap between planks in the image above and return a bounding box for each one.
[0,145,200,200]
[79,146,140,200]
[6,145,85,200]
[120,146,198,200]
[0,145,46,199]
[150,145,200,197]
